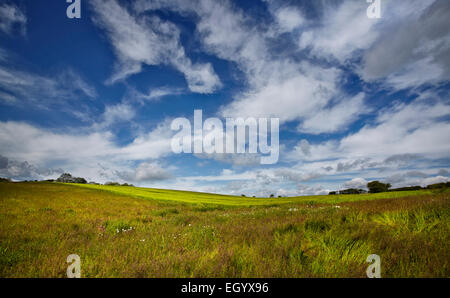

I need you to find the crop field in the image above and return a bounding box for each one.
[0,182,449,278]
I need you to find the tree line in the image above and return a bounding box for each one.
[329,180,450,195]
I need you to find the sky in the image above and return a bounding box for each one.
[0,0,449,196]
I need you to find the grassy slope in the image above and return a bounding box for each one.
[69,183,434,206]
[0,182,449,278]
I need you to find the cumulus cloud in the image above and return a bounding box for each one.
[344,178,368,189]
[0,0,448,196]
[381,173,450,188]
[298,93,367,134]
[361,0,450,89]
[134,0,362,134]
[419,176,450,186]
[220,62,343,122]
[0,120,175,182]
[273,6,305,33]
[339,99,450,159]
[0,155,63,181]
[91,0,222,93]
[293,0,448,91]
[116,162,172,182]
[290,96,450,162]
[95,102,136,129]
[298,0,380,63]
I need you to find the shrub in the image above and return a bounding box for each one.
[56,173,87,184]
[105,182,121,186]
[367,181,391,193]
[426,183,449,189]
[339,188,365,195]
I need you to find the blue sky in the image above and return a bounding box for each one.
[0,0,449,196]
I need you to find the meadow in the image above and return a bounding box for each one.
[0,182,448,277]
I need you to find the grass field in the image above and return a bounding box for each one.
[0,182,449,277]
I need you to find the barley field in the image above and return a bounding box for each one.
[0,182,448,278]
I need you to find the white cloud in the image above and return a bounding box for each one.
[0,62,97,108]
[0,3,26,36]
[361,0,450,90]
[0,155,63,181]
[97,102,136,128]
[195,153,263,167]
[344,178,368,189]
[298,92,367,134]
[339,101,450,159]
[133,0,365,134]
[220,62,342,122]
[143,87,183,101]
[0,90,16,104]
[116,162,172,182]
[419,176,450,187]
[274,7,305,33]
[91,0,222,93]
[299,0,380,63]
[0,120,175,183]
[289,95,450,164]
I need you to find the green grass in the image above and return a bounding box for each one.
[66,182,435,206]
[0,182,448,278]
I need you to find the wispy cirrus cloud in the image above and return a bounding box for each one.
[0,2,26,36]
[0,62,97,106]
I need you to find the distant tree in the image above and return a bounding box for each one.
[339,188,365,195]
[329,191,337,195]
[270,194,275,198]
[56,173,87,184]
[426,182,449,189]
[241,194,246,197]
[105,182,120,186]
[367,181,391,193]
[389,186,422,192]
[0,177,11,182]
[278,195,282,198]
[73,177,87,184]
[56,173,73,183]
